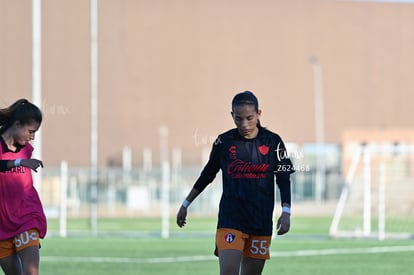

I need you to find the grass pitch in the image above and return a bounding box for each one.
[39,217,414,275]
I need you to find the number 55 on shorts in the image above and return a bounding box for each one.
[244,236,271,260]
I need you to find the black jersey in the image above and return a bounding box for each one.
[193,127,294,236]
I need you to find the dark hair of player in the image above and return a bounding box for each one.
[231,91,262,127]
[231,91,259,111]
[0,99,43,135]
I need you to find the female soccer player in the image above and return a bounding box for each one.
[177,91,294,275]
[0,99,46,275]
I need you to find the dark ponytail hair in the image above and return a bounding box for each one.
[231,90,262,128]
[0,99,42,134]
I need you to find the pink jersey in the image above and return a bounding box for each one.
[0,143,47,240]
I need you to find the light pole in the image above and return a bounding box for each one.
[32,0,42,191]
[90,0,99,234]
[310,56,326,203]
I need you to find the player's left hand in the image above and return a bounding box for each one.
[21,158,44,172]
[276,212,290,235]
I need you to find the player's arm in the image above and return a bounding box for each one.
[276,173,292,235]
[176,188,201,228]
[274,138,294,235]
[176,157,220,228]
[0,160,11,171]
[176,136,221,228]
[275,170,293,235]
[0,159,43,172]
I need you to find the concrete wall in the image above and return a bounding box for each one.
[1,0,414,166]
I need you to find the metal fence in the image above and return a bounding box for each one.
[39,162,344,219]
[38,142,414,239]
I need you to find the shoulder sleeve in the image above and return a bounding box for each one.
[193,136,221,192]
[274,135,294,206]
[0,160,9,172]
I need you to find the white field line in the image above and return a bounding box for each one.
[42,245,414,264]
[42,255,216,264]
[271,245,414,257]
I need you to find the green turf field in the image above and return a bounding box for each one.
[39,217,414,275]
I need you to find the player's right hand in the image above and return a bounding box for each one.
[176,206,187,228]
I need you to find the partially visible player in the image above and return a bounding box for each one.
[177,91,294,275]
[0,99,46,275]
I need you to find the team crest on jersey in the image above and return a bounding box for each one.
[224,233,236,243]
[258,144,270,155]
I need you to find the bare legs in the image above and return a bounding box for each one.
[0,246,39,275]
[240,257,265,275]
[218,249,265,275]
[18,246,40,275]
[0,254,22,275]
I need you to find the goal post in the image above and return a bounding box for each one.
[330,143,414,240]
[329,146,362,237]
